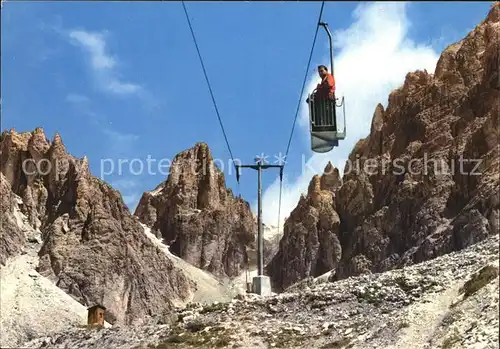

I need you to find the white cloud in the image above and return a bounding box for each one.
[260,2,440,227]
[64,92,140,155]
[112,179,139,191]
[65,92,102,122]
[68,29,143,96]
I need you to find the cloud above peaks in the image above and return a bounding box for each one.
[69,30,115,69]
[68,29,143,96]
[260,2,440,227]
[64,92,139,155]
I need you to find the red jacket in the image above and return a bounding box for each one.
[315,73,335,100]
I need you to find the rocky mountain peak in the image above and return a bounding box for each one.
[370,103,385,133]
[320,162,342,193]
[307,174,321,196]
[487,1,500,22]
[266,163,342,290]
[165,141,228,211]
[135,143,256,278]
[49,132,67,154]
[28,128,51,159]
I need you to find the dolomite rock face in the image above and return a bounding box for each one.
[266,163,343,290]
[268,3,500,288]
[0,128,194,325]
[0,173,27,265]
[334,4,499,279]
[135,143,257,278]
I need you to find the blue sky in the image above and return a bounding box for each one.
[1,1,494,227]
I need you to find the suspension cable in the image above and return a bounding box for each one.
[277,1,325,234]
[284,1,325,161]
[183,1,327,236]
[181,1,238,175]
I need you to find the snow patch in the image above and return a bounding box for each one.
[149,184,165,197]
[140,223,241,304]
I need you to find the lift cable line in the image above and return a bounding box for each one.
[181,1,239,177]
[276,0,326,233]
[182,2,333,292]
[283,0,325,161]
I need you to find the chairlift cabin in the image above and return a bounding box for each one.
[309,22,346,153]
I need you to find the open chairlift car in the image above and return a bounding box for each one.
[308,22,346,153]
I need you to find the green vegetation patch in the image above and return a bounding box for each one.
[266,328,309,348]
[154,325,233,348]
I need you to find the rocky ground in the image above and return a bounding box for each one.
[22,234,499,349]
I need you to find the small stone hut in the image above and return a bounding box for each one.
[87,304,106,326]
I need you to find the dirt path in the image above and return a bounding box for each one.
[384,284,460,349]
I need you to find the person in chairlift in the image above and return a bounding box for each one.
[307,65,336,104]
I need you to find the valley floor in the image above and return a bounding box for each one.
[21,234,499,349]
